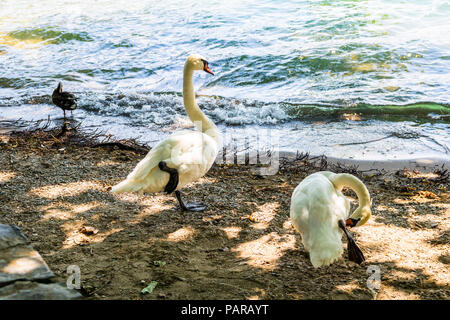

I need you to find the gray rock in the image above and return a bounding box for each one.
[0,224,28,250]
[0,224,54,285]
[0,281,82,300]
[0,224,83,300]
[0,245,55,285]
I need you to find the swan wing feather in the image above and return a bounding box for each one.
[111,130,216,193]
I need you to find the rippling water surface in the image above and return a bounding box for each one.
[0,0,449,160]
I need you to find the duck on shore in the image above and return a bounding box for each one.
[52,82,77,119]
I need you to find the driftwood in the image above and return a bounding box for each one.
[91,141,149,153]
[277,151,385,178]
[5,118,151,155]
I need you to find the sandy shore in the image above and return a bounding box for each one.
[0,126,448,300]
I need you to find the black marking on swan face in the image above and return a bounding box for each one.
[201,59,214,75]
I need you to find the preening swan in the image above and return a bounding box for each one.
[290,171,371,268]
[111,54,221,211]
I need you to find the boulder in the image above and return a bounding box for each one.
[0,224,82,300]
[0,281,82,300]
[0,224,54,285]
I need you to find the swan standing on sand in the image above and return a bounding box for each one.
[290,171,372,268]
[52,82,77,119]
[111,54,220,212]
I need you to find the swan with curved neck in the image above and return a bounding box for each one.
[111,54,221,211]
[290,171,371,268]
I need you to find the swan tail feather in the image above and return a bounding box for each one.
[110,165,161,194]
[110,143,171,194]
[110,177,147,193]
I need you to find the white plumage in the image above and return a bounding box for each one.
[110,130,219,194]
[290,171,371,268]
[111,54,221,207]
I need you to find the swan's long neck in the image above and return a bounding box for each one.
[183,65,220,144]
[329,173,371,209]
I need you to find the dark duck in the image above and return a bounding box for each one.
[52,82,77,119]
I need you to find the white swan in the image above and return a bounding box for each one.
[111,54,221,211]
[289,171,371,268]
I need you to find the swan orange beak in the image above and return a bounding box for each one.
[204,63,214,75]
[346,218,359,228]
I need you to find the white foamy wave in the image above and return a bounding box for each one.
[74,91,291,126]
[202,97,290,125]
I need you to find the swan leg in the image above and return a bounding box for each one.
[338,220,365,264]
[158,161,206,212]
[175,190,206,212]
[158,161,179,193]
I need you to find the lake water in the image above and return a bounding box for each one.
[0,0,449,161]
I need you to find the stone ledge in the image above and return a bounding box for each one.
[0,281,82,300]
[0,224,83,300]
[0,245,55,285]
[0,224,28,250]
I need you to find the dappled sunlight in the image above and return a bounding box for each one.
[203,215,223,224]
[0,171,16,183]
[232,232,296,270]
[379,285,421,300]
[29,180,105,199]
[358,222,449,286]
[167,226,196,242]
[61,220,123,249]
[96,160,123,167]
[111,192,142,203]
[376,204,399,214]
[397,170,441,180]
[409,214,442,226]
[393,191,440,204]
[430,202,450,210]
[376,264,439,299]
[249,202,280,230]
[282,219,293,230]
[390,269,418,281]
[1,125,448,299]
[220,226,242,239]
[40,201,101,221]
[128,202,172,225]
[1,251,45,275]
[335,281,361,294]
[245,288,266,300]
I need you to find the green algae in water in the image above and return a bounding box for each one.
[284,102,450,122]
[7,27,93,44]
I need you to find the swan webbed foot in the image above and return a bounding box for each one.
[159,161,179,194]
[338,219,366,264]
[182,202,206,212]
[175,190,206,212]
[347,237,365,264]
